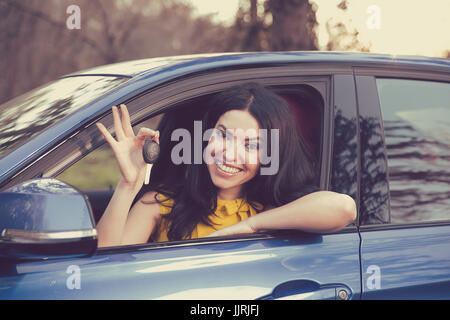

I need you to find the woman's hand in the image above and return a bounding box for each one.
[206,218,257,238]
[96,104,159,190]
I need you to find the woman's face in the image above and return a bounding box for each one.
[205,110,261,199]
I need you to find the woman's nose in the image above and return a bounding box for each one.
[224,139,245,164]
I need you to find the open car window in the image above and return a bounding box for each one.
[56,82,326,245]
[57,115,163,191]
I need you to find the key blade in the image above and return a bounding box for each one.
[144,163,153,185]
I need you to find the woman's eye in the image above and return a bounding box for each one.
[214,129,226,138]
[224,130,233,141]
[246,143,259,151]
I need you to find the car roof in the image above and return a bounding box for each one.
[65,53,238,77]
[65,51,450,78]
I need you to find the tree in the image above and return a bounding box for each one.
[228,0,319,52]
[0,0,230,104]
[267,0,318,51]
[325,0,370,52]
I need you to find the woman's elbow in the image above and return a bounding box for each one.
[339,194,357,225]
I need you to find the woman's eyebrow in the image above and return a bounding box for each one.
[217,124,260,141]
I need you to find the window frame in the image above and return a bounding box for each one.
[354,66,450,230]
[22,64,356,251]
[36,66,341,180]
[331,73,360,227]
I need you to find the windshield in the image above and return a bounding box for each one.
[0,76,128,159]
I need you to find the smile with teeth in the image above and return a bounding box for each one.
[215,160,243,174]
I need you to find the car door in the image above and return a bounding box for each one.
[1,64,361,300]
[355,70,450,299]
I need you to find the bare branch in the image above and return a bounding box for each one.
[0,0,111,61]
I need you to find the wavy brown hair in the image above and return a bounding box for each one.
[137,82,319,241]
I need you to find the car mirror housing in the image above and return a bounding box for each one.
[0,178,97,261]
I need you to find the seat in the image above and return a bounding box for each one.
[278,87,322,160]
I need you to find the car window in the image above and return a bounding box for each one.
[57,115,162,191]
[376,78,450,223]
[56,145,120,190]
[143,84,325,243]
[56,83,326,243]
[0,76,128,160]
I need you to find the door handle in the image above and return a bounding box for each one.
[256,280,352,300]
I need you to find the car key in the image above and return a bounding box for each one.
[142,138,160,185]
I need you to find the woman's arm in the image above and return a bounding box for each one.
[96,183,161,247]
[95,104,160,247]
[119,191,161,246]
[96,179,139,247]
[207,191,357,237]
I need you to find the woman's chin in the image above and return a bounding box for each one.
[209,163,242,189]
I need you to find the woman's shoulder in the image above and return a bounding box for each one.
[139,191,159,204]
[140,191,174,215]
[139,191,171,202]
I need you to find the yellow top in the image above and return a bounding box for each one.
[152,193,264,242]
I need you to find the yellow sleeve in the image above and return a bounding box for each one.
[157,193,174,215]
[250,201,264,213]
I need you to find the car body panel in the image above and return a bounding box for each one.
[360,225,450,299]
[1,233,360,300]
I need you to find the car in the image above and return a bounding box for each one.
[0,51,449,300]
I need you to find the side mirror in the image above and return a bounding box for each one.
[0,178,97,261]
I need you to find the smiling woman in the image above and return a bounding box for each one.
[95,82,356,247]
[205,111,265,200]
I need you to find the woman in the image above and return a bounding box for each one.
[95,83,356,247]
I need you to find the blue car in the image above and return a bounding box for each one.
[0,52,449,300]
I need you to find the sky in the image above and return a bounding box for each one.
[186,0,450,58]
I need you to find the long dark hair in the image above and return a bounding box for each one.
[137,82,319,241]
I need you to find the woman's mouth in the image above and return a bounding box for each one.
[215,160,243,176]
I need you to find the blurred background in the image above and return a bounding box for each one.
[1,0,449,105]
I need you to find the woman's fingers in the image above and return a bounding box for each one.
[112,106,125,141]
[98,104,159,146]
[120,104,135,137]
[137,128,159,143]
[96,122,117,147]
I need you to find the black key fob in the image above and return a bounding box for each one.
[142,139,160,164]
